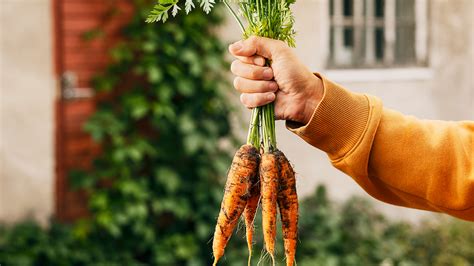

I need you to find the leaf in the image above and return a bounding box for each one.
[126,95,149,119]
[199,0,215,14]
[146,0,179,23]
[155,167,181,193]
[171,4,181,16]
[177,79,195,96]
[185,0,195,13]
[147,66,163,83]
[183,133,202,154]
[69,170,95,190]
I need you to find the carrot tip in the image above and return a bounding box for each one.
[270,253,275,266]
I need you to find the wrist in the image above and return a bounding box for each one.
[299,74,323,125]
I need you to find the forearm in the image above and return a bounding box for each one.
[287,74,474,221]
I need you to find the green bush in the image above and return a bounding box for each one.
[66,1,236,265]
[2,186,474,265]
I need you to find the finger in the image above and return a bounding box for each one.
[234,55,266,66]
[229,36,285,59]
[240,92,276,108]
[230,60,274,80]
[234,77,278,93]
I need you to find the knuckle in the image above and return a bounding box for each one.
[258,68,268,79]
[250,70,259,79]
[257,81,267,92]
[276,39,286,47]
[273,40,288,53]
[233,77,241,91]
[254,97,264,107]
[267,81,278,92]
[248,36,258,45]
[233,77,239,90]
[240,94,251,107]
[230,60,239,73]
[242,57,253,65]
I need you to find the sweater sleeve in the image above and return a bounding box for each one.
[287,73,474,221]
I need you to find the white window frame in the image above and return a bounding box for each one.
[326,0,431,82]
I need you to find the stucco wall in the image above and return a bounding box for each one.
[219,0,473,221]
[0,0,55,225]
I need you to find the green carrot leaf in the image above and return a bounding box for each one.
[146,0,180,23]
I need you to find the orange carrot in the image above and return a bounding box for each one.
[212,144,259,266]
[260,152,279,264]
[243,164,260,265]
[276,151,298,266]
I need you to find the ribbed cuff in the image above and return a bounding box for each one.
[286,73,379,160]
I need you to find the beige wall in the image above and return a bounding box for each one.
[0,0,55,225]
[219,0,473,222]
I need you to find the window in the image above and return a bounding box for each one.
[328,0,428,68]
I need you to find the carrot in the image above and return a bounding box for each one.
[243,164,260,265]
[276,151,298,266]
[212,144,259,266]
[260,152,279,264]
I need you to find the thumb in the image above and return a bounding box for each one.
[229,36,284,59]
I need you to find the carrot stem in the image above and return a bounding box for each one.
[223,1,245,33]
[260,103,276,153]
[247,107,261,149]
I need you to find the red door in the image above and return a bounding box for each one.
[53,0,132,221]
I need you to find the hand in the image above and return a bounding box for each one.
[229,36,324,125]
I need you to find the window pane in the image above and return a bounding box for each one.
[330,26,335,62]
[331,26,354,67]
[396,0,414,22]
[395,0,415,65]
[344,0,353,16]
[375,27,384,60]
[375,0,384,17]
[330,0,334,16]
[344,27,353,47]
[396,25,415,65]
[354,26,366,65]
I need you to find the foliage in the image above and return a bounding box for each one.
[2,186,474,265]
[71,1,235,265]
[146,0,215,23]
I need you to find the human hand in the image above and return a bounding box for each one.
[229,36,324,125]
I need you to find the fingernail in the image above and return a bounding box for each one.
[230,42,242,51]
[254,57,264,65]
[267,93,275,101]
[268,82,278,91]
[263,68,273,79]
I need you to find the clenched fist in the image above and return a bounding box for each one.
[229,36,324,125]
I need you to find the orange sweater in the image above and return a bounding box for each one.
[287,74,474,221]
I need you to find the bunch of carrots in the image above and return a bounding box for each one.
[147,0,299,264]
[213,140,298,266]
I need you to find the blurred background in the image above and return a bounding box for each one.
[1,0,473,265]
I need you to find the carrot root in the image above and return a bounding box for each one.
[276,151,298,266]
[243,160,260,265]
[212,144,259,265]
[260,152,279,257]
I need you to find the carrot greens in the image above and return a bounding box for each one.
[146,0,296,153]
[147,1,299,265]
